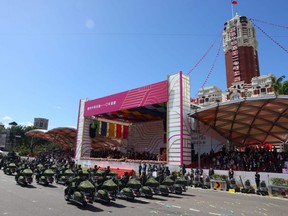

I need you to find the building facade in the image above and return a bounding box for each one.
[223,14,260,89]
[34,118,49,130]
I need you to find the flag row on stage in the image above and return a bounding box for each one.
[94,120,129,139]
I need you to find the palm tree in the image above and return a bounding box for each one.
[271,75,286,96]
[281,80,288,95]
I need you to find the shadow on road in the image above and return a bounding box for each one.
[165,194,183,199]
[18,184,37,189]
[180,193,196,197]
[67,202,104,212]
[106,201,127,208]
[128,198,151,204]
[147,196,168,201]
[34,184,58,189]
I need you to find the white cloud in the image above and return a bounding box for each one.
[2,116,13,121]
[85,18,95,29]
[19,122,33,127]
[54,106,63,110]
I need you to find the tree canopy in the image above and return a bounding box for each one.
[271,75,288,95]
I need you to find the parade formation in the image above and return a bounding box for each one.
[1,150,277,210]
[0,151,191,208]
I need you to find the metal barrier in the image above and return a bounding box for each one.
[210,179,227,191]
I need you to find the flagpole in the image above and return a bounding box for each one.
[231,2,234,18]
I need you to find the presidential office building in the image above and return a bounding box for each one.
[223,14,260,89]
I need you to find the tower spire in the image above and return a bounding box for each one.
[231,1,238,17]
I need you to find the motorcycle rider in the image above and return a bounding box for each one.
[164,166,171,177]
[119,172,130,189]
[15,163,29,182]
[139,172,148,186]
[66,170,89,198]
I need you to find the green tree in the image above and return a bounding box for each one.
[281,80,288,95]
[271,75,287,95]
[9,125,36,147]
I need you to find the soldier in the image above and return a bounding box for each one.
[255,171,260,189]
[138,163,142,176]
[208,167,215,178]
[228,168,234,180]
[181,164,186,176]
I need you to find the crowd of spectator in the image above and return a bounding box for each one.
[198,146,288,173]
[90,149,161,161]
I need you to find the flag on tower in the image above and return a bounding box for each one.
[232,0,238,4]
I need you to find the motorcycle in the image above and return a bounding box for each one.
[117,178,141,200]
[256,181,269,196]
[228,178,240,192]
[55,168,74,185]
[240,178,255,194]
[64,179,95,207]
[3,162,17,175]
[139,186,153,198]
[174,176,188,193]
[160,175,187,195]
[201,176,211,189]
[158,184,170,196]
[155,174,170,196]
[143,177,162,197]
[36,168,55,186]
[94,178,118,204]
[161,176,176,194]
[15,168,33,187]
[193,174,204,188]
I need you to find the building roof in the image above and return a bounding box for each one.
[189,95,288,147]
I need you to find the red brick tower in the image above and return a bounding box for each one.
[223,14,260,89]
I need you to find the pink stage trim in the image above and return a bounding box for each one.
[179,72,183,165]
[84,80,168,116]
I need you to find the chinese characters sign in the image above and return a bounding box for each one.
[230,26,241,82]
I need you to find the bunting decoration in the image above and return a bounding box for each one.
[123,126,129,139]
[95,119,100,136]
[108,123,115,138]
[116,124,122,138]
[100,121,107,136]
[92,120,129,139]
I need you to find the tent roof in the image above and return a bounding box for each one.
[25,127,77,148]
[189,95,288,147]
[25,126,121,150]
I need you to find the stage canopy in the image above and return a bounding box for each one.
[95,103,167,123]
[189,95,288,147]
[25,127,77,149]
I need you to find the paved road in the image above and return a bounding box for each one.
[0,171,287,216]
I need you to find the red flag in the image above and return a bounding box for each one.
[232,1,237,4]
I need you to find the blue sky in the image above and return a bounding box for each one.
[0,0,287,129]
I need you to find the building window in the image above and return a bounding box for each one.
[261,88,266,94]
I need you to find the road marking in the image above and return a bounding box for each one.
[137,198,150,203]
[189,208,200,212]
[209,213,221,216]
[155,201,165,205]
[171,205,181,208]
